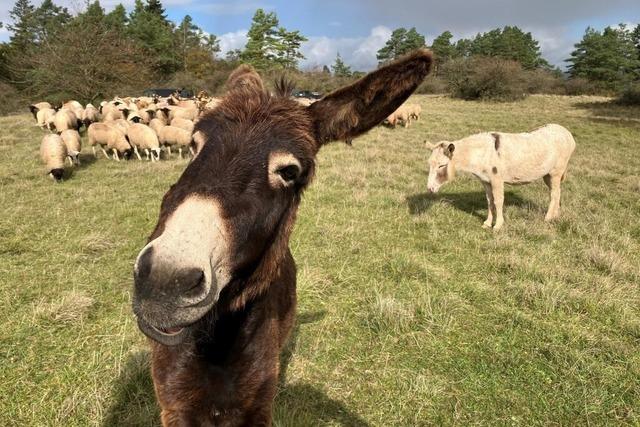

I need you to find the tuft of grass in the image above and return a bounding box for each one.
[1,95,639,425]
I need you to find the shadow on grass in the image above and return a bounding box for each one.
[573,101,640,125]
[103,311,367,426]
[407,191,537,219]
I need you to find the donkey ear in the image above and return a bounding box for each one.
[227,64,264,92]
[307,49,432,146]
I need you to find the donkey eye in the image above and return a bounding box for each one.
[276,165,300,183]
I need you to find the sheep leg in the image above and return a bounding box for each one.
[92,146,97,158]
[490,178,505,230]
[189,146,195,157]
[178,147,183,159]
[544,174,562,221]
[134,146,142,161]
[482,182,495,229]
[167,146,172,156]
[112,149,120,161]
[101,148,110,159]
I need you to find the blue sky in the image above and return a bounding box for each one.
[1,0,639,70]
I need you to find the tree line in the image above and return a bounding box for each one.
[0,0,639,105]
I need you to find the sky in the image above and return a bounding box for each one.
[1,0,639,70]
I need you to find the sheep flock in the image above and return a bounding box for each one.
[31,90,421,181]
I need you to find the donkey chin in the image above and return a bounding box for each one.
[132,243,225,346]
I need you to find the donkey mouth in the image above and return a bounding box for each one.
[137,317,191,346]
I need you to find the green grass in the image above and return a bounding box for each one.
[1,95,639,426]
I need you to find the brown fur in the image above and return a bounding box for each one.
[133,49,432,426]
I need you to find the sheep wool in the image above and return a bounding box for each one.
[40,134,67,181]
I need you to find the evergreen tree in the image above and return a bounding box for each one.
[431,31,455,73]
[105,4,128,31]
[331,52,351,77]
[240,9,280,69]
[468,26,548,69]
[145,0,166,18]
[376,27,425,64]
[7,0,36,51]
[32,0,71,42]
[240,9,306,70]
[567,25,640,88]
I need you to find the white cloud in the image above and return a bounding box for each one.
[218,29,249,54]
[301,25,392,71]
[193,2,271,16]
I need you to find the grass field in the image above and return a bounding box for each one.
[1,95,639,426]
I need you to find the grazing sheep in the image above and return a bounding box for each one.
[59,129,82,165]
[127,123,161,161]
[406,103,422,121]
[29,102,53,121]
[426,124,576,230]
[149,118,166,138]
[82,104,100,128]
[40,134,67,181]
[36,108,56,129]
[154,107,170,124]
[101,103,125,121]
[385,105,411,128]
[170,117,194,134]
[49,109,79,132]
[109,118,130,135]
[167,106,199,121]
[159,125,193,159]
[87,123,132,161]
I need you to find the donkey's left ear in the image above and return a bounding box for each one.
[307,49,432,147]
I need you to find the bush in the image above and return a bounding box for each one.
[442,57,528,101]
[415,75,448,94]
[523,69,566,95]
[0,82,29,116]
[618,84,640,106]
[563,78,601,96]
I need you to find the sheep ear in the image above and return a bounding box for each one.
[445,143,455,158]
[307,49,432,147]
[425,141,437,150]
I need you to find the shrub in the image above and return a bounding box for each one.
[563,78,601,96]
[442,57,528,101]
[524,69,566,95]
[618,84,640,106]
[0,83,30,116]
[415,75,448,94]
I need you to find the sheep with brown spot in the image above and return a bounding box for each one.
[40,134,67,181]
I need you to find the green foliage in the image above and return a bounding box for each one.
[567,25,640,90]
[105,4,128,31]
[618,83,640,105]
[377,27,425,64]
[431,31,455,74]
[240,9,306,70]
[331,52,352,77]
[7,0,36,50]
[443,56,528,101]
[467,26,549,69]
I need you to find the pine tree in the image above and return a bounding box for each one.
[568,25,640,89]
[376,27,425,64]
[32,0,71,42]
[105,4,128,31]
[275,27,307,69]
[7,0,36,51]
[145,0,166,18]
[240,9,280,69]
[468,26,548,69]
[431,31,455,74]
[331,52,351,77]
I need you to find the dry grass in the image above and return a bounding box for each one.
[1,95,639,425]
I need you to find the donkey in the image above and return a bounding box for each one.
[132,49,433,426]
[425,124,576,230]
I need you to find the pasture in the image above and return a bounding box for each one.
[0,94,639,426]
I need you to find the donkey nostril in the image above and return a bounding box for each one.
[135,246,154,283]
[177,268,206,295]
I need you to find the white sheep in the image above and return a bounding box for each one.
[170,118,194,134]
[29,102,53,122]
[82,104,100,128]
[59,129,82,165]
[40,134,67,181]
[127,123,161,161]
[36,108,56,129]
[87,123,132,161]
[159,125,194,159]
[48,109,79,132]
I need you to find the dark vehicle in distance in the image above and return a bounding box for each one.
[143,88,194,98]
[293,90,322,99]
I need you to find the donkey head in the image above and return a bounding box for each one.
[133,49,432,345]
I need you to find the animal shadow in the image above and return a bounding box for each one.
[407,191,537,219]
[103,311,367,426]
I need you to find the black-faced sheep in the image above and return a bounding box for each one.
[40,134,67,181]
[87,123,132,161]
[158,125,194,159]
[127,123,161,161]
[59,129,82,165]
